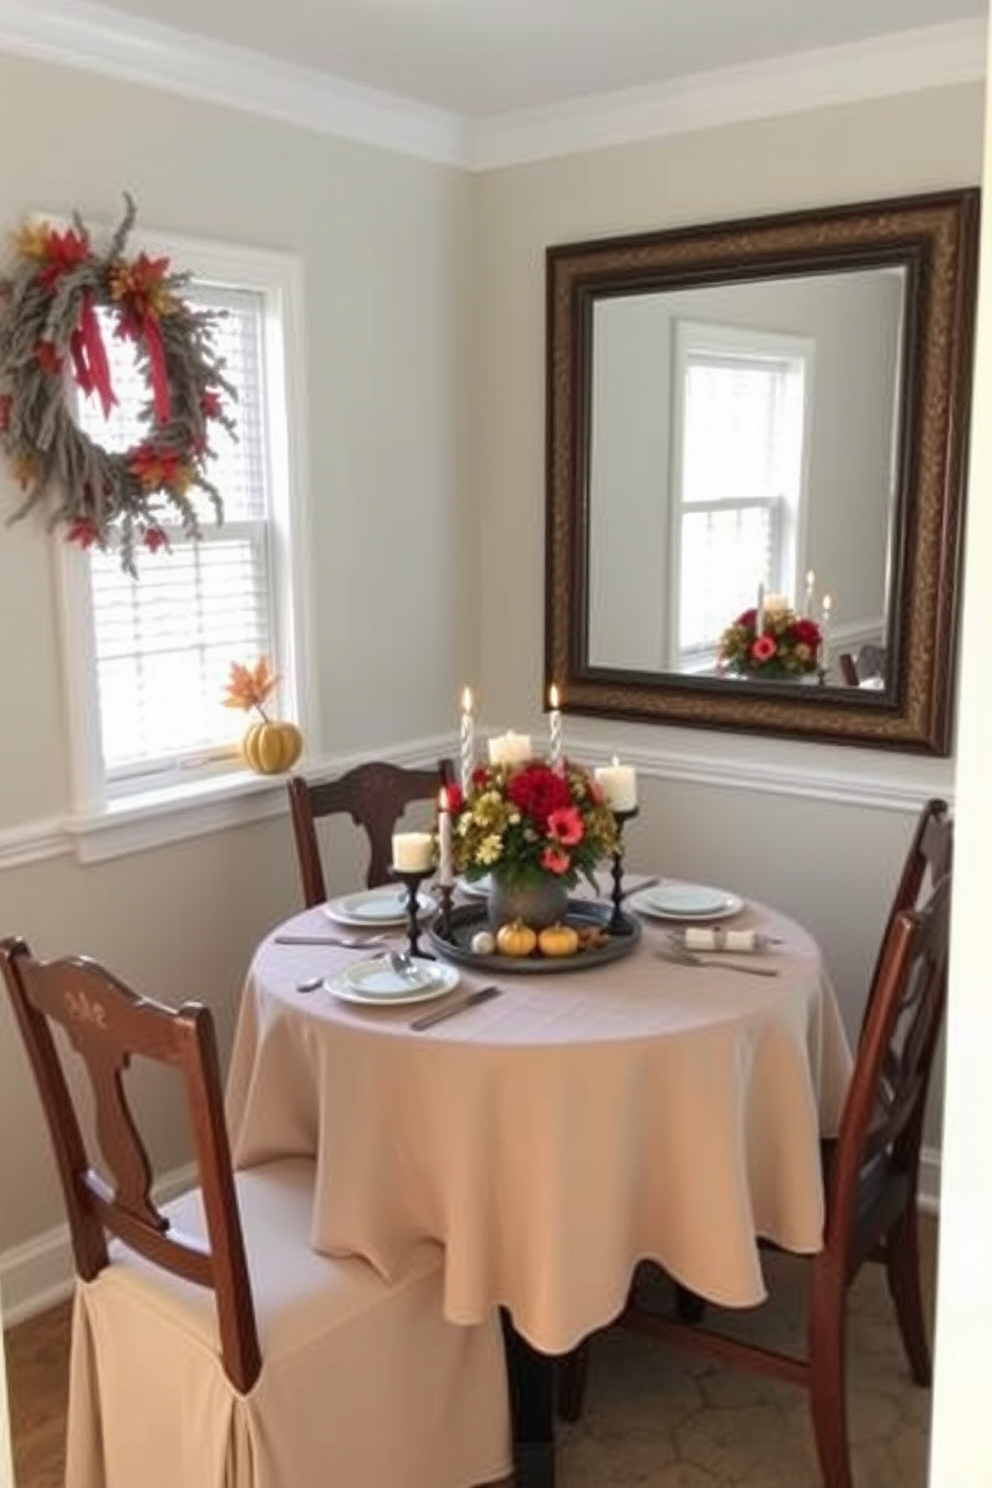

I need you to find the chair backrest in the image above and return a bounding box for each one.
[838,653,860,687]
[0,938,261,1391]
[287,758,454,906]
[866,798,951,1029]
[825,872,952,1252]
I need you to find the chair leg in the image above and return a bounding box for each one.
[557,1342,590,1423]
[674,1283,706,1323]
[808,1262,853,1488]
[884,1209,932,1386]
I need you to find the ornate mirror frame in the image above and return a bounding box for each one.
[545,190,979,756]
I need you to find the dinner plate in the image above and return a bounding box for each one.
[627,881,744,922]
[323,886,438,927]
[329,958,460,1007]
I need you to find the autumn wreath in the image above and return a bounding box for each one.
[0,194,235,574]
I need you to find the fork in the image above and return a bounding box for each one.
[658,946,780,979]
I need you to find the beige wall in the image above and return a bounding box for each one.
[0,50,474,1261]
[473,82,982,1138]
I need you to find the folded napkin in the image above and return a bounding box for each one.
[678,927,771,953]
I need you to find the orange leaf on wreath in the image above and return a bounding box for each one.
[38,229,90,288]
[13,222,50,261]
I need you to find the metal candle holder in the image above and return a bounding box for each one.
[390,866,431,959]
[608,806,639,933]
[436,882,455,941]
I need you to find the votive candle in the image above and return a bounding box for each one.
[459,687,475,794]
[548,683,563,772]
[487,731,532,768]
[437,788,454,887]
[595,756,638,812]
[392,831,434,873]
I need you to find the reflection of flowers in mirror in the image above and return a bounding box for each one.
[718,605,822,678]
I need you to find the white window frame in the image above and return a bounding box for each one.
[54,227,317,861]
[668,319,815,671]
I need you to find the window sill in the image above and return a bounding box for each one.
[62,768,291,864]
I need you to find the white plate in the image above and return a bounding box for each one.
[328,959,460,1008]
[628,881,744,922]
[323,887,438,927]
[457,874,492,899]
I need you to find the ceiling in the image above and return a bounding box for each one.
[53,0,987,117]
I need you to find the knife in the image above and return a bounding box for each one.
[410,984,501,1032]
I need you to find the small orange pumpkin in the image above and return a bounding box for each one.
[241,719,303,775]
[537,922,580,958]
[496,919,538,957]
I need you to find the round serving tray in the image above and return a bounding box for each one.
[428,898,642,975]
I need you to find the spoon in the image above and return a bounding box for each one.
[295,975,324,994]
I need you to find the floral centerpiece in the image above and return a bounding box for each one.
[446,758,620,928]
[717,595,822,679]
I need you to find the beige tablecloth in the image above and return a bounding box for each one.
[226,894,852,1353]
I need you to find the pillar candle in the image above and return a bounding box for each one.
[392,831,434,873]
[459,687,475,795]
[487,731,532,768]
[437,789,454,886]
[594,756,638,811]
[548,683,563,772]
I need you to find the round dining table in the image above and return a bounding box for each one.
[225,883,852,1487]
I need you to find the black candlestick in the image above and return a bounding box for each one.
[390,866,431,959]
[608,806,640,933]
[436,882,455,941]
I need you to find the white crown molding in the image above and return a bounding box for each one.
[0,4,982,172]
[469,18,988,170]
[0,0,468,167]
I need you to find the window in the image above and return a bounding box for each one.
[671,322,813,669]
[57,232,312,845]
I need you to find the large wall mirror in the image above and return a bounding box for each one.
[545,191,979,755]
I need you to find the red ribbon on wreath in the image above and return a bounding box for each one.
[69,292,117,421]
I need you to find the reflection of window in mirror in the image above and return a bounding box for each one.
[671,322,813,673]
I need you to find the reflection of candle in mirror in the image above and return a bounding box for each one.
[821,594,833,659]
[437,789,454,886]
[756,581,765,634]
[595,755,638,811]
[392,831,434,873]
[548,683,563,772]
[488,731,532,768]
[804,569,815,613]
[459,686,474,794]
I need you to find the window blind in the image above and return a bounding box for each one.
[76,285,275,783]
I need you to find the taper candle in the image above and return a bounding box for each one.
[459,686,475,794]
[804,569,815,613]
[756,581,766,634]
[548,683,563,772]
[437,788,454,886]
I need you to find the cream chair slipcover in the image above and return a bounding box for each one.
[65,1158,511,1488]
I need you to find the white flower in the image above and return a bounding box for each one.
[477,834,504,866]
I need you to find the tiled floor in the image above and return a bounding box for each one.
[5,1227,935,1488]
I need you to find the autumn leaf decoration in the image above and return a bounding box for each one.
[222,659,279,723]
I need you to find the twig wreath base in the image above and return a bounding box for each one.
[0,194,235,574]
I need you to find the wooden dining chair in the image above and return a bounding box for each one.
[837,652,860,687]
[558,872,953,1488]
[0,936,510,1488]
[287,758,454,906]
[867,798,951,1030]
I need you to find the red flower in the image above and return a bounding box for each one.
[793,617,821,647]
[35,341,63,375]
[471,765,490,789]
[201,390,224,419]
[541,846,571,875]
[507,763,572,830]
[735,607,758,629]
[443,783,465,814]
[547,806,584,847]
[142,526,169,552]
[65,517,101,549]
[38,228,90,288]
[751,634,777,663]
